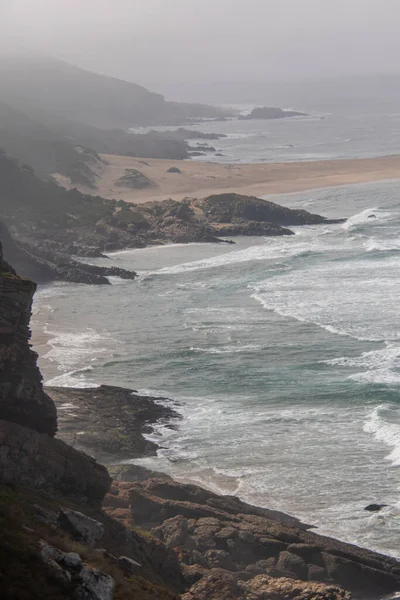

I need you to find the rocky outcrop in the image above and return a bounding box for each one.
[40,539,115,600]
[0,419,111,503]
[0,221,136,285]
[181,572,350,600]
[104,476,400,598]
[239,107,307,120]
[49,385,180,462]
[0,242,57,434]
[195,194,341,227]
[1,153,344,284]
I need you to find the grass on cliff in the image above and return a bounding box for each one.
[0,484,177,600]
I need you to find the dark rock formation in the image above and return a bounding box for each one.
[105,477,400,598]
[167,167,182,173]
[239,107,307,120]
[0,419,110,503]
[365,504,388,512]
[58,508,105,546]
[194,145,216,152]
[0,242,57,435]
[0,220,137,285]
[162,128,227,141]
[196,193,342,227]
[49,385,180,462]
[1,153,344,284]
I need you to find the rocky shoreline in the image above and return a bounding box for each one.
[51,384,400,599]
[2,230,400,599]
[49,385,181,463]
[0,151,344,285]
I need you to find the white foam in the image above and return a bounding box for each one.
[150,236,323,276]
[323,344,400,384]
[43,327,114,371]
[364,237,400,252]
[342,207,392,231]
[45,368,98,388]
[190,344,263,354]
[364,405,400,466]
[107,276,135,285]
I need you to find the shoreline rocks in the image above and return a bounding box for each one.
[48,385,180,462]
[1,153,345,284]
[105,476,400,598]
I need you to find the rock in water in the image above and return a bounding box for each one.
[364,504,388,512]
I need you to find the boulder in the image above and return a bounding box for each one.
[76,566,115,600]
[58,508,105,546]
[63,552,83,569]
[276,551,309,581]
[182,568,240,600]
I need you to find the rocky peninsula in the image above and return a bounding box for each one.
[0,152,342,284]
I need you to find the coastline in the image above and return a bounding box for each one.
[54,153,400,203]
[49,384,400,598]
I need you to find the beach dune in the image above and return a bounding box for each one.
[55,154,400,203]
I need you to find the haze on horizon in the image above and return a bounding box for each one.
[1,0,400,93]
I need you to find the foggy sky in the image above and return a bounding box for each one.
[2,0,400,87]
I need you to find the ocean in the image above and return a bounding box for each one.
[31,102,400,561]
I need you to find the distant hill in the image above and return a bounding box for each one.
[0,100,102,186]
[0,99,193,184]
[0,55,230,182]
[0,55,229,129]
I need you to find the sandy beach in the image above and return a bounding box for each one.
[56,153,400,204]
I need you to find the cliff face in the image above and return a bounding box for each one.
[0,239,111,504]
[0,241,57,435]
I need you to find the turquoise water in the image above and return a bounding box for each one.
[32,180,400,558]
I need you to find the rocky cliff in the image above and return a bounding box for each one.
[0,238,180,599]
[0,242,57,434]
